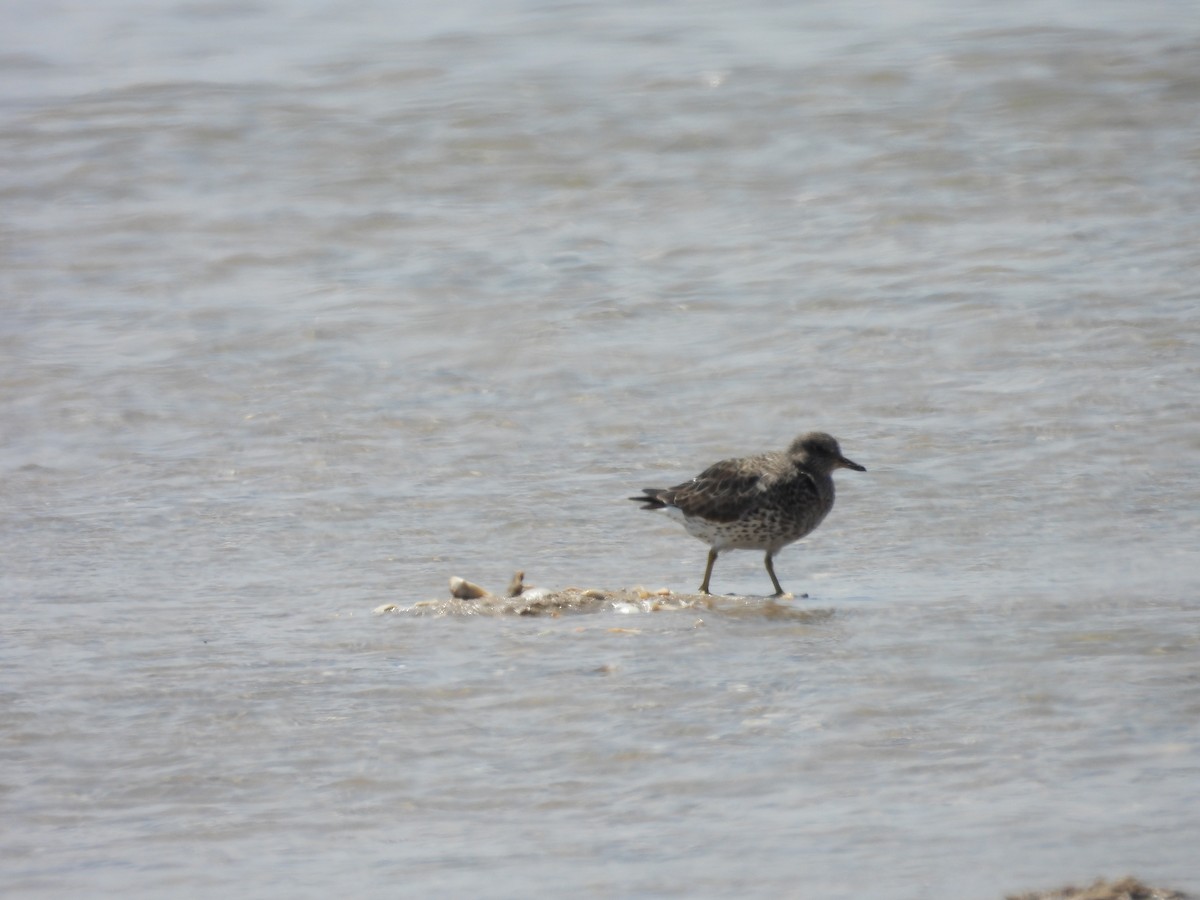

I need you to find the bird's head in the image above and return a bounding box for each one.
[788,432,866,474]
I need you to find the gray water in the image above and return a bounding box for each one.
[3,0,1199,897]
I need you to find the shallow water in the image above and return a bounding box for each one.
[3,0,1199,897]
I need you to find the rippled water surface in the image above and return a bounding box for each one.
[3,1,1199,897]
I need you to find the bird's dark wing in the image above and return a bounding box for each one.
[665,456,776,523]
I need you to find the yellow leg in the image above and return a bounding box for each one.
[699,548,718,595]
[764,551,786,597]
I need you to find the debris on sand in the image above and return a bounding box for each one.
[448,576,490,599]
[1006,876,1188,900]
[506,571,526,597]
[373,572,836,620]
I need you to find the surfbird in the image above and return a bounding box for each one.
[629,432,865,596]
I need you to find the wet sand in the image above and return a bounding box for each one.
[375,572,837,620]
[1007,876,1187,900]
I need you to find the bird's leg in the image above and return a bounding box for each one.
[699,548,718,595]
[764,551,786,597]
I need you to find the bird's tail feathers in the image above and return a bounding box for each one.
[628,488,670,510]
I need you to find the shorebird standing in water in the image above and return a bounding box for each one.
[629,432,865,596]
